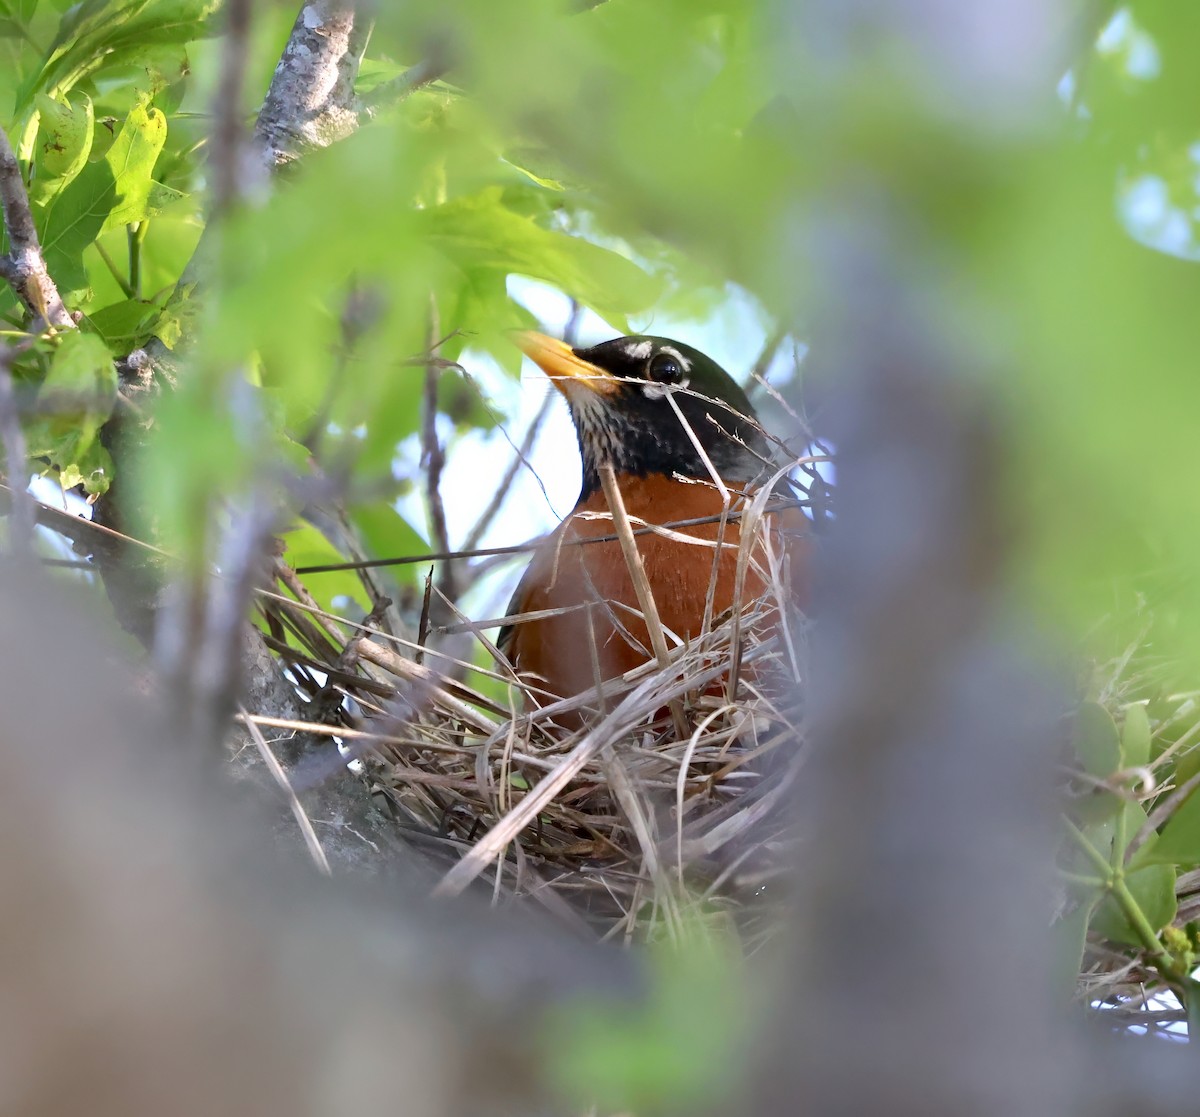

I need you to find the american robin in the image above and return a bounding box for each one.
[498,331,810,707]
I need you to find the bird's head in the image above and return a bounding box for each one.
[518,331,771,501]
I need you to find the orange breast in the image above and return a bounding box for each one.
[505,474,809,704]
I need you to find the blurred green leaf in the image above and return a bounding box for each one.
[16,0,217,111]
[422,188,662,333]
[1053,901,1097,999]
[1121,704,1153,769]
[24,331,117,495]
[551,921,743,1113]
[348,502,426,565]
[1074,700,1122,779]
[280,520,371,618]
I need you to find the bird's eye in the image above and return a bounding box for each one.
[648,352,683,384]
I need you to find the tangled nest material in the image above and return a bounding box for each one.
[256,501,810,940]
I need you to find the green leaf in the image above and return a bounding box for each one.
[1052,900,1097,1000]
[39,101,169,297]
[422,188,662,331]
[1091,863,1178,946]
[1133,787,1200,868]
[54,440,115,494]
[24,332,118,495]
[30,91,93,205]
[38,165,114,297]
[348,502,427,565]
[550,921,744,1113]
[16,0,218,111]
[279,520,370,619]
[1082,800,1146,867]
[1122,703,1153,769]
[83,298,164,353]
[99,100,168,231]
[1073,700,1122,779]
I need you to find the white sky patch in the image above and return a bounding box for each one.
[1121,174,1200,260]
[1097,8,1161,81]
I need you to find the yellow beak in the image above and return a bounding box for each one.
[516,331,620,398]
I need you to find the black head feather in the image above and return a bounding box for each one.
[528,333,771,501]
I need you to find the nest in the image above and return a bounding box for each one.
[256,512,809,941]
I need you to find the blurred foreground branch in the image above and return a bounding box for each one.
[0,563,638,1116]
[743,0,1200,1114]
[85,1,395,869]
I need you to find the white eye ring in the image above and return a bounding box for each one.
[641,377,689,400]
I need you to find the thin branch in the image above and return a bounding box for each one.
[749,326,788,384]
[462,301,582,553]
[0,127,73,329]
[462,389,555,554]
[361,56,448,115]
[421,296,455,600]
[239,702,332,876]
[299,503,811,576]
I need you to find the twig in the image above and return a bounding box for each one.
[239,702,332,875]
[0,126,73,329]
[749,327,788,384]
[462,301,582,553]
[154,375,282,750]
[361,57,448,114]
[421,296,455,600]
[294,493,814,574]
[462,389,555,553]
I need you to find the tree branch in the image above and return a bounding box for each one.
[252,1,369,172]
[0,125,73,329]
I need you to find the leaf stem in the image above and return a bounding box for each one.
[128,221,148,299]
[94,242,135,299]
[1064,817,1190,991]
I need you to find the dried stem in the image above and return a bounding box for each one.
[239,702,332,875]
[598,463,689,739]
